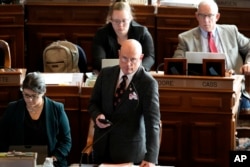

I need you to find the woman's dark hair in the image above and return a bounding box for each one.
[21,72,46,94]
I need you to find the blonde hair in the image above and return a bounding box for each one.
[106,0,134,23]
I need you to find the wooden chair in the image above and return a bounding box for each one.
[81,119,95,164]
[81,119,162,164]
[0,40,11,68]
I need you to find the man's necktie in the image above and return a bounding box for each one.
[208,32,218,53]
[114,75,127,106]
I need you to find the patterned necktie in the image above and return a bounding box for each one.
[208,32,218,53]
[114,75,127,106]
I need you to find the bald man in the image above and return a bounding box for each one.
[88,39,161,167]
[173,0,250,110]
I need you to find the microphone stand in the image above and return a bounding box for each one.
[156,63,164,73]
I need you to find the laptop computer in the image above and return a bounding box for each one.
[185,51,226,75]
[101,59,119,69]
[8,145,48,165]
[160,0,198,8]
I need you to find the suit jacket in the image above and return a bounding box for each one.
[0,97,72,167]
[88,66,161,164]
[92,21,155,71]
[174,24,250,74]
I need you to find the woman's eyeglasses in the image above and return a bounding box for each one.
[22,93,40,100]
[111,19,130,25]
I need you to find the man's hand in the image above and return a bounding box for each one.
[96,114,111,128]
[240,63,250,75]
[140,160,155,167]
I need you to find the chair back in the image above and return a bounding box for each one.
[0,40,11,68]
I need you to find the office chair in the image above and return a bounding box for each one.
[0,39,11,69]
[80,119,162,164]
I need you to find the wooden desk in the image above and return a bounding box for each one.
[153,74,243,167]
[0,74,243,167]
[0,69,26,116]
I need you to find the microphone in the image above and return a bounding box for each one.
[156,63,164,73]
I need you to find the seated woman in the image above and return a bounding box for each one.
[0,72,72,167]
[92,0,155,73]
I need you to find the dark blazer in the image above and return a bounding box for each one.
[92,21,155,71]
[88,66,161,164]
[0,97,72,167]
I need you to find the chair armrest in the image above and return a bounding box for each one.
[81,119,95,163]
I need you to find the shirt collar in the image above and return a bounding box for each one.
[199,26,218,38]
[118,70,136,83]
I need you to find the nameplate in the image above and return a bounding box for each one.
[154,75,243,91]
[0,69,26,85]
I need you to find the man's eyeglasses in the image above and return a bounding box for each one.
[120,56,139,64]
[111,19,130,25]
[197,13,216,20]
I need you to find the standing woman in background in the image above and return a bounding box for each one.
[0,72,72,167]
[92,0,155,73]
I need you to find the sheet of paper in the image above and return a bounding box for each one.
[99,163,134,167]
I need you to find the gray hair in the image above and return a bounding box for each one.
[21,72,46,94]
[197,0,219,13]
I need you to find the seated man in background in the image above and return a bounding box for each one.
[173,0,250,111]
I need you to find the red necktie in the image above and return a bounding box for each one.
[208,32,218,53]
[114,75,127,106]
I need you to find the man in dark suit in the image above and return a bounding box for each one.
[88,39,161,167]
[173,0,250,110]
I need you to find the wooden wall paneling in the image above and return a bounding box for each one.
[46,85,81,165]
[158,120,182,166]
[0,5,24,68]
[132,5,156,69]
[25,3,109,72]
[27,30,67,72]
[72,32,100,72]
[218,7,250,38]
[0,85,21,117]
[156,7,197,68]
[191,121,223,167]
